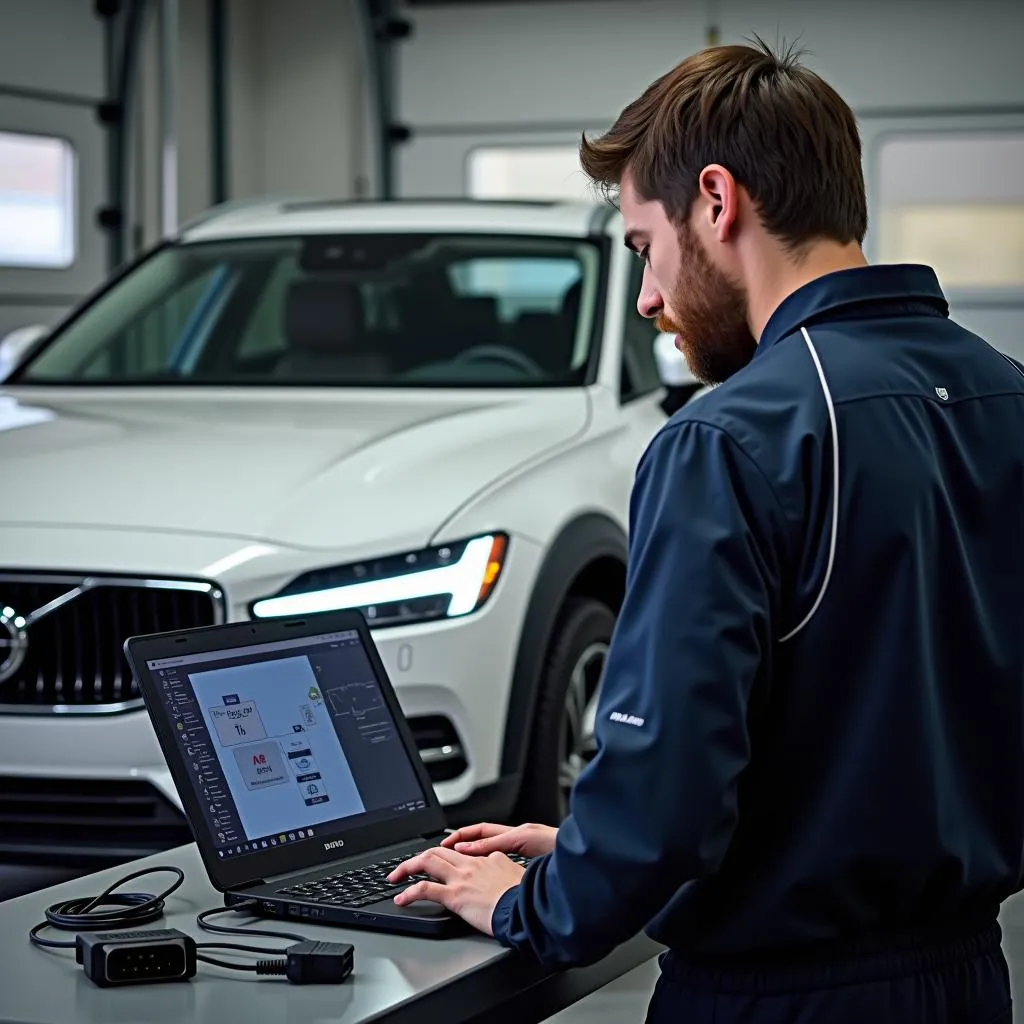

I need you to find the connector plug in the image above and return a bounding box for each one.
[75,929,197,987]
[285,940,354,984]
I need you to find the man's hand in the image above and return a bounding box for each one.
[387,847,525,935]
[442,821,558,859]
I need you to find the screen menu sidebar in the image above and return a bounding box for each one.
[152,664,262,858]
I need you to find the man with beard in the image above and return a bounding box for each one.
[388,39,1024,1023]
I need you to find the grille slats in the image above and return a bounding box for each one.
[0,575,221,712]
[0,776,192,866]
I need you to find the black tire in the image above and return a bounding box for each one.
[514,597,615,825]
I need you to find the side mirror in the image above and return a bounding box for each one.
[0,325,47,381]
[653,332,705,415]
[653,331,697,388]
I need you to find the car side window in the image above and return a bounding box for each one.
[620,258,663,401]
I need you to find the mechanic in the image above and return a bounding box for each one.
[388,38,1024,1023]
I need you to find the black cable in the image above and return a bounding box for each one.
[196,902,308,944]
[196,949,288,975]
[26,866,348,983]
[29,866,185,950]
[197,942,288,956]
[196,941,288,974]
[197,953,262,972]
[192,901,308,974]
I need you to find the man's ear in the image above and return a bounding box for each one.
[697,164,739,241]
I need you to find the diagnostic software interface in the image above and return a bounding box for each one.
[148,630,427,861]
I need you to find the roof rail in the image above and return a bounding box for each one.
[278,196,571,213]
[175,195,604,238]
[176,195,295,235]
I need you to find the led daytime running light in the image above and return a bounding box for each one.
[251,535,503,620]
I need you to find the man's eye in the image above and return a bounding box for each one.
[639,247,651,265]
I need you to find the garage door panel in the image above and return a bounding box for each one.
[862,111,1024,364]
[397,129,594,199]
[0,95,106,307]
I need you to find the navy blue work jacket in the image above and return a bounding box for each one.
[491,264,1024,968]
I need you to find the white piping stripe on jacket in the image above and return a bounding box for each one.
[777,337,1023,644]
[779,327,839,644]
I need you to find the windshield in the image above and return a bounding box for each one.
[15,233,602,387]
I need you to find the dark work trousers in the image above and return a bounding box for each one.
[645,918,1011,1024]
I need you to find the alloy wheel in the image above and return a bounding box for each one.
[557,641,609,817]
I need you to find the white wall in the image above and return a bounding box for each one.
[0,0,107,337]
[132,0,214,252]
[1,0,371,308]
[394,0,1024,196]
[227,0,369,201]
[393,0,1024,358]
[0,0,104,98]
[178,0,214,223]
[397,0,1024,125]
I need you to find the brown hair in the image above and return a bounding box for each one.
[580,38,867,249]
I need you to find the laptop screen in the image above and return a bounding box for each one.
[146,628,428,863]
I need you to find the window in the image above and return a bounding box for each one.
[0,131,76,269]
[16,234,601,388]
[72,260,225,380]
[468,145,592,202]
[237,255,301,359]
[619,259,663,401]
[874,132,1024,288]
[448,257,581,321]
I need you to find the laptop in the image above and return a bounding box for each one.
[126,611,501,938]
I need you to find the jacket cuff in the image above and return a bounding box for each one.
[490,884,520,945]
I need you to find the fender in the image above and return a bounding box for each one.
[500,513,627,779]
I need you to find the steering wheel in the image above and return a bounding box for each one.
[450,344,545,379]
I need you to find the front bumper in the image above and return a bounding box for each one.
[0,538,540,862]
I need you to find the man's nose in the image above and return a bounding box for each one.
[636,267,662,320]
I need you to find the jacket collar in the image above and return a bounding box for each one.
[756,264,949,357]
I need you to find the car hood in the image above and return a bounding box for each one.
[0,387,588,550]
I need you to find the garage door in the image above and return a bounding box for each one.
[0,94,106,341]
[863,112,1024,362]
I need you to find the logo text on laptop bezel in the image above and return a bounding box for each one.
[323,839,345,852]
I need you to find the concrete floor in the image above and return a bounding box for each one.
[4,866,1023,1021]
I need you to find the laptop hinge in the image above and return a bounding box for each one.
[237,878,265,888]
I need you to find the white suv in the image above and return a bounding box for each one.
[0,198,704,868]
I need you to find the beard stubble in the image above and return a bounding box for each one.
[655,222,757,386]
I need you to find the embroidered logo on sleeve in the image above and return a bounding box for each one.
[609,711,645,727]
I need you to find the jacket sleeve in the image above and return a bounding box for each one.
[491,419,787,967]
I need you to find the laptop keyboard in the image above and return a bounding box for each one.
[277,851,531,909]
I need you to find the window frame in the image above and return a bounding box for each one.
[0,128,78,270]
[618,256,664,404]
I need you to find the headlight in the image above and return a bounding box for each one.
[249,533,508,627]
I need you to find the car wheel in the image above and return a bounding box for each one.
[516,598,614,825]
